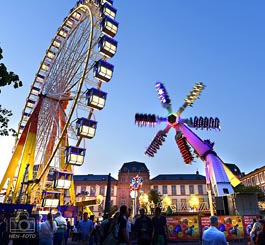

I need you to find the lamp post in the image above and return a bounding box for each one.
[129,175,143,217]
[130,190,138,218]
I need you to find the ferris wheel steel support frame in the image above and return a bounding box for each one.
[0,0,116,207]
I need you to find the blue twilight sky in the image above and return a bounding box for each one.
[0,0,265,181]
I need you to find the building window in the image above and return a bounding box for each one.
[251,177,255,186]
[162,186,167,195]
[90,186,96,196]
[100,186,105,195]
[247,178,251,186]
[154,186,158,192]
[111,186,114,196]
[181,199,187,210]
[180,185,185,195]
[120,199,126,206]
[189,185,194,194]
[121,177,126,183]
[198,185,203,194]
[81,186,86,192]
[171,185,176,195]
[259,173,264,183]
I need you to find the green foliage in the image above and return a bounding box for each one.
[234,184,265,201]
[166,206,173,215]
[0,47,22,136]
[0,47,22,92]
[148,189,162,205]
[0,105,16,136]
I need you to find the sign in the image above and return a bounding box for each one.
[167,215,200,241]
[200,216,244,241]
[75,199,97,206]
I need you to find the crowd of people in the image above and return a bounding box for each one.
[97,205,169,245]
[39,211,70,245]
[2,207,265,244]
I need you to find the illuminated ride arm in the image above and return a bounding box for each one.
[175,122,235,197]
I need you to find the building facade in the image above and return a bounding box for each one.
[240,166,265,191]
[72,161,210,217]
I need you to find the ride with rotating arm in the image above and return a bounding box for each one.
[135,82,241,214]
[0,0,119,209]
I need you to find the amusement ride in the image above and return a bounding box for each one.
[0,0,119,210]
[135,82,241,215]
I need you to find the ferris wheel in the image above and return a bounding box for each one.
[0,0,119,208]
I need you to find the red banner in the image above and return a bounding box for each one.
[243,215,261,239]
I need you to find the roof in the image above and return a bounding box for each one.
[151,174,206,181]
[224,163,242,177]
[73,174,117,181]
[241,165,265,178]
[119,161,149,173]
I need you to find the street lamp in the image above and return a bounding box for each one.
[139,192,149,207]
[189,194,199,212]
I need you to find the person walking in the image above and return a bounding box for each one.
[77,212,94,245]
[89,215,95,245]
[202,215,227,245]
[117,205,131,245]
[134,208,152,245]
[39,213,57,245]
[64,218,71,245]
[72,220,79,242]
[152,207,169,245]
[255,219,265,245]
[54,211,67,245]
[102,211,120,245]
[250,217,262,245]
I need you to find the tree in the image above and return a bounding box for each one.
[234,184,265,201]
[0,47,23,136]
[148,189,162,206]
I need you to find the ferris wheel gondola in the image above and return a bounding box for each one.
[0,0,119,208]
